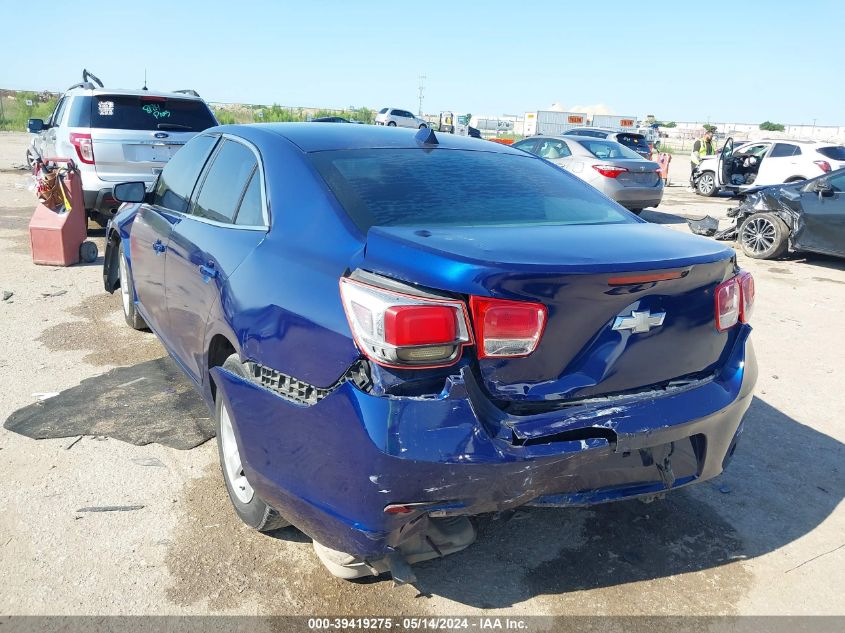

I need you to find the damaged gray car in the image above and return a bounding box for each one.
[689,168,845,260]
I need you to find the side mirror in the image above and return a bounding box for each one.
[27,119,45,133]
[814,180,834,198]
[112,182,147,204]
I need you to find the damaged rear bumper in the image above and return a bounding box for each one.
[211,326,756,559]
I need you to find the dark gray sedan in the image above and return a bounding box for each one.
[513,136,663,214]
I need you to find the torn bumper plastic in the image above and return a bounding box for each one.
[211,326,756,559]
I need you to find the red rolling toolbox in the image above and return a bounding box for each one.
[28,158,98,266]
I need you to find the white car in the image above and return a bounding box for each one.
[695,139,845,196]
[374,107,428,129]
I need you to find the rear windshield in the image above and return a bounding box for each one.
[91,95,216,131]
[578,140,643,160]
[310,149,633,232]
[616,133,650,151]
[817,146,845,160]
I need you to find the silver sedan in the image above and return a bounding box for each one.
[512,136,663,213]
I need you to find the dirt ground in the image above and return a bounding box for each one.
[0,131,843,617]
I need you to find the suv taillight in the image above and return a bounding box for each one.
[715,272,754,331]
[469,296,547,358]
[69,133,95,164]
[814,160,831,173]
[339,277,473,368]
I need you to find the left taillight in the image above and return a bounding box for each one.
[715,271,754,332]
[814,160,831,173]
[469,296,547,358]
[592,164,628,178]
[69,133,95,164]
[339,277,473,369]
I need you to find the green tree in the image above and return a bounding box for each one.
[759,121,785,131]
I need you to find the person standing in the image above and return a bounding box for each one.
[688,128,717,192]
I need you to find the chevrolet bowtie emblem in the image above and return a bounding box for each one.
[612,310,666,334]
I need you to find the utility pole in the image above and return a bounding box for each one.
[811,118,817,139]
[417,75,426,116]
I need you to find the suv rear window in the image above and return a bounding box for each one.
[616,134,650,152]
[91,95,216,131]
[817,146,845,160]
[310,149,633,231]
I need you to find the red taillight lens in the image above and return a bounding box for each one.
[592,164,628,178]
[470,296,547,358]
[814,160,831,173]
[69,133,95,164]
[339,277,473,369]
[738,271,754,322]
[384,305,457,346]
[715,277,741,332]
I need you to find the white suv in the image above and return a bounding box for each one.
[695,138,845,196]
[27,71,217,225]
[374,107,428,129]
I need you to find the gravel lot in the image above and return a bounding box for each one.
[0,130,843,616]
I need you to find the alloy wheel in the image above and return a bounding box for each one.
[741,216,777,255]
[219,402,255,504]
[698,174,715,195]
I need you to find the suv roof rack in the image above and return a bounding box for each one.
[66,69,104,92]
[173,89,201,97]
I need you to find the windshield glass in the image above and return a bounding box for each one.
[577,140,643,160]
[310,148,634,232]
[91,95,216,131]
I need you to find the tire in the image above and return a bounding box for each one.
[739,212,790,259]
[387,121,396,127]
[79,240,98,263]
[117,241,148,330]
[418,124,427,129]
[696,171,718,197]
[216,354,291,532]
[629,208,643,215]
[784,176,806,184]
[26,149,35,169]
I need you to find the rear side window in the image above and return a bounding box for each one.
[770,143,800,158]
[235,171,264,226]
[816,146,845,160]
[310,148,633,232]
[66,96,92,127]
[153,135,218,213]
[192,140,257,223]
[617,134,649,151]
[91,95,216,131]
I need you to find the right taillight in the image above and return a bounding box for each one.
[715,271,754,331]
[738,271,754,322]
[814,160,831,173]
[469,296,547,358]
[339,277,473,369]
[69,133,95,164]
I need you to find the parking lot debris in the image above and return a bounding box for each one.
[2,291,12,301]
[131,457,166,468]
[32,392,59,402]
[76,505,145,513]
[65,435,83,450]
[40,290,67,298]
[686,215,721,237]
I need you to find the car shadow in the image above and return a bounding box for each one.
[408,396,843,607]
[788,252,845,272]
[639,208,693,225]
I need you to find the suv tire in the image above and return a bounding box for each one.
[696,171,718,197]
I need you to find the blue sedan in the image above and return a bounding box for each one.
[103,123,757,582]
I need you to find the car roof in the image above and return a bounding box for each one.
[216,122,522,154]
[66,87,204,101]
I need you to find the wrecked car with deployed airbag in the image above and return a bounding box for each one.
[104,123,757,583]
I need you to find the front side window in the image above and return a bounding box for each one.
[153,134,218,213]
[191,140,257,223]
[378,108,388,114]
[310,148,633,232]
[49,98,67,127]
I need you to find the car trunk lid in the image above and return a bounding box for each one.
[360,223,738,405]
